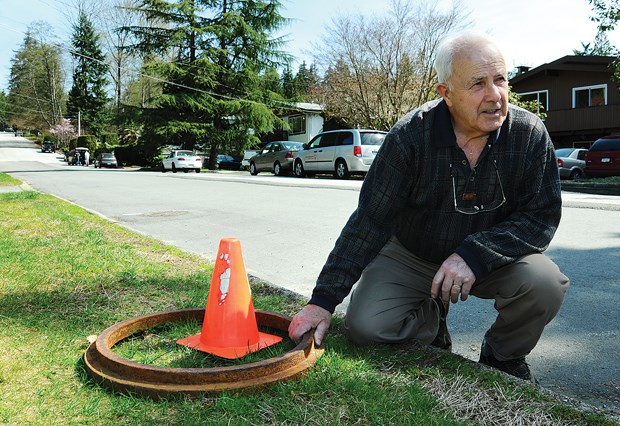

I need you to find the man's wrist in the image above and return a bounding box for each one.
[308,294,338,314]
[454,243,486,279]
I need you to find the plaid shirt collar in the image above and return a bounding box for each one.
[431,100,506,149]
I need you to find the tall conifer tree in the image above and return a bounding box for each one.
[66,11,110,137]
[124,0,289,168]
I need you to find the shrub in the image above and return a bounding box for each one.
[76,135,98,153]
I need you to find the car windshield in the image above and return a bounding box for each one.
[102,153,115,158]
[360,132,387,146]
[555,148,574,157]
[177,150,194,156]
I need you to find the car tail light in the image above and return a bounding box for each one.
[178,157,185,161]
[557,159,564,167]
[196,158,201,161]
[354,146,362,157]
[285,152,293,159]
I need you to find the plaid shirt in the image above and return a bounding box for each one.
[310,99,562,313]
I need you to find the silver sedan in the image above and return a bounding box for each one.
[249,141,304,176]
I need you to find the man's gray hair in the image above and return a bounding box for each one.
[434,31,505,88]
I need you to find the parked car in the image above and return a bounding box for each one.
[94,152,118,168]
[555,148,586,180]
[585,135,620,177]
[293,129,388,179]
[162,150,203,173]
[66,147,90,165]
[216,154,243,170]
[249,141,304,176]
[14,130,24,137]
[241,150,258,170]
[41,141,56,153]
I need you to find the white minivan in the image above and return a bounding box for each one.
[293,129,387,179]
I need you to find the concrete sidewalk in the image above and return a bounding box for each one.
[0,185,24,193]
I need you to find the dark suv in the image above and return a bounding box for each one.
[41,141,56,153]
[585,136,620,177]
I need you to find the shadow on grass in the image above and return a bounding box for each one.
[0,272,211,337]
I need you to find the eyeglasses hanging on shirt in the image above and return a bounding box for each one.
[450,149,506,215]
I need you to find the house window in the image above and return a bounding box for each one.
[572,84,607,108]
[518,90,548,113]
[288,115,306,135]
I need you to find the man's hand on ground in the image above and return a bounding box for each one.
[431,253,476,304]
[288,304,331,346]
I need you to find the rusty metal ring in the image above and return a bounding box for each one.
[84,309,323,398]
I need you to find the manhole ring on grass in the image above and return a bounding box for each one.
[84,309,324,398]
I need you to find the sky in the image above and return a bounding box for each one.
[1,0,619,91]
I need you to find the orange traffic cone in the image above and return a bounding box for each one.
[176,238,282,359]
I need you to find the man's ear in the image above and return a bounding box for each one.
[436,83,449,100]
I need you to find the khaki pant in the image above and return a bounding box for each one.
[344,238,569,360]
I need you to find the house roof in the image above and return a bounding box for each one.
[510,55,616,85]
[294,102,324,113]
[278,102,324,117]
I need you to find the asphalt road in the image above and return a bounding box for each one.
[1,134,619,418]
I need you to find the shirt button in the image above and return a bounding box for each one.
[462,160,467,166]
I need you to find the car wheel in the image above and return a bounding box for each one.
[335,159,350,179]
[294,160,306,178]
[195,168,200,173]
[249,162,258,176]
[273,162,282,176]
[569,169,582,180]
[183,169,188,173]
[161,163,166,173]
[172,163,177,173]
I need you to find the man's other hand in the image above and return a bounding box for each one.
[431,253,476,304]
[288,304,332,346]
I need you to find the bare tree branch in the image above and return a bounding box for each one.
[313,0,469,130]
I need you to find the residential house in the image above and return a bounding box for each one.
[279,102,324,144]
[509,55,620,148]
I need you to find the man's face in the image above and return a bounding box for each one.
[438,46,509,137]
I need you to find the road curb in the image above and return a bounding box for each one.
[561,182,620,196]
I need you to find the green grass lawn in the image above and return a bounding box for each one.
[0,175,615,425]
[0,173,21,186]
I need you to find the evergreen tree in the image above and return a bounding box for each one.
[0,91,9,129]
[6,25,65,131]
[66,11,110,137]
[124,0,290,168]
[262,67,283,97]
[293,61,320,102]
[574,30,620,56]
[281,66,296,99]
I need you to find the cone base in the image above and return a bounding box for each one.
[177,331,283,360]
